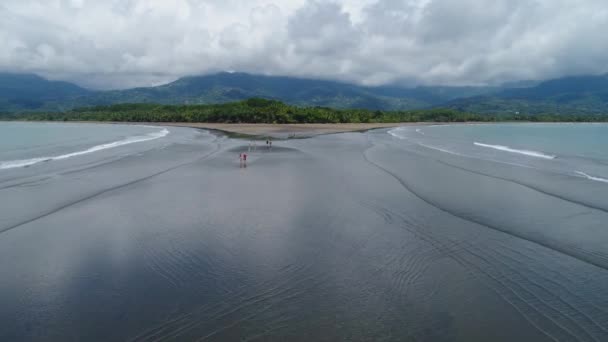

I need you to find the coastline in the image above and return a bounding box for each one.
[1,121,608,341]
[157,122,413,138]
[6,120,606,139]
[8,121,419,138]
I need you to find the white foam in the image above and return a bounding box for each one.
[0,128,169,170]
[390,129,544,171]
[415,128,424,135]
[575,171,608,184]
[417,143,464,156]
[388,127,406,140]
[474,142,556,160]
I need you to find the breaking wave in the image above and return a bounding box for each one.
[575,171,608,184]
[0,128,169,170]
[474,142,556,160]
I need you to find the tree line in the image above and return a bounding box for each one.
[3,98,608,123]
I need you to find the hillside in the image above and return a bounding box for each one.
[446,74,608,115]
[0,72,497,112]
[0,73,90,112]
[3,72,608,116]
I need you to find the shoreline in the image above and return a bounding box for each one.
[6,121,421,139]
[157,122,414,138]
[5,120,605,139]
[2,119,608,341]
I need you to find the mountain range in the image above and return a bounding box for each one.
[446,75,608,115]
[1,72,608,115]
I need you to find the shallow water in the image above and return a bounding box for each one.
[0,122,168,169]
[0,123,607,341]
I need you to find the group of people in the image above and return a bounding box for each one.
[239,138,273,168]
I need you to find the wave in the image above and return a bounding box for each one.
[0,128,169,170]
[417,143,464,157]
[575,171,608,184]
[474,142,556,160]
[388,128,406,140]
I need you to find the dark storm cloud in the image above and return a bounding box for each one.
[1,0,607,89]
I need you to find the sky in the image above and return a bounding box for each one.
[1,0,607,89]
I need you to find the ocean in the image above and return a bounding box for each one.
[389,123,608,183]
[1,122,607,341]
[385,123,608,268]
[0,122,169,170]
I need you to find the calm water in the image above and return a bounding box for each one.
[0,122,168,169]
[1,122,607,341]
[390,123,608,183]
[421,123,608,160]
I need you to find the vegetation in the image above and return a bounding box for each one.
[3,98,607,124]
[446,74,608,116]
[0,72,499,112]
[3,72,608,117]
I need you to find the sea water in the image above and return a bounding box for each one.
[0,122,607,341]
[386,122,608,272]
[0,122,169,170]
[389,123,608,183]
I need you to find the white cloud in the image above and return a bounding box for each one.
[1,0,607,89]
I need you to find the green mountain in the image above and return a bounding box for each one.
[3,72,608,116]
[74,72,501,110]
[0,72,497,112]
[0,73,90,112]
[446,74,608,115]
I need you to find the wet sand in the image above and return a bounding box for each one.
[160,123,408,138]
[0,126,607,341]
[33,121,412,138]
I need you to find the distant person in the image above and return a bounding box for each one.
[242,152,247,167]
[248,142,252,152]
[239,153,243,168]
[269,140,272,150]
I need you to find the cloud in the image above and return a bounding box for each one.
[1,0,608,89]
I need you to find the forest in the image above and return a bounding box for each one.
[3,98,608,123]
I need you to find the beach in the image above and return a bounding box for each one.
[1,123,607,341]
[29,122,410,139]
[158,122,408,138]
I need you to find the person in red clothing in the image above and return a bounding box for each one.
[242,152,247,168]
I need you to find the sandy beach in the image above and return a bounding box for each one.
[1,123,607,341]
[31,121,412,138]
[159,122,409,138]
